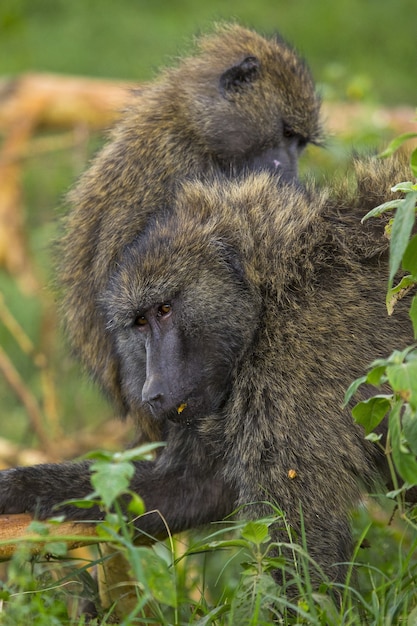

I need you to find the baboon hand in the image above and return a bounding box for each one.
[0,462,97,520]
[0,467,39,515]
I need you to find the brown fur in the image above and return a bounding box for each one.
[107,153,411,580]
[0,154,413,591]
[57,23,322,437]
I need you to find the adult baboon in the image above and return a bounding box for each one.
[0,154,413,585]
[58,23,322,433]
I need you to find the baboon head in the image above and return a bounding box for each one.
[101,204,261,424]
[177,23,322,181]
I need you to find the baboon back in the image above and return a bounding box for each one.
[0,155,413,587]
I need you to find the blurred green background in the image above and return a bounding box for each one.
[1,0,416,103]
[0,0,416,452]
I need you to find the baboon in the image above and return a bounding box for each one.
[58,23,322,435]
[0,154,414,585]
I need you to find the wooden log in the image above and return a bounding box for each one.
[0,513,99,560]
[0,513,149,617]
[0,72,134,133]
[98,544,140,616]
[0,73,134,290]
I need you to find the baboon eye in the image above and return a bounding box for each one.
[134,314,147,327]
[283,123,308,149]
[283,123,295,139]
[158,303,172,317]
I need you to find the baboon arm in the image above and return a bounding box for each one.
[130,462,236,538]
[0,458,236,537]
[0,461,99,521]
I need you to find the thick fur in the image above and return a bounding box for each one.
[57,23,322,437]
[0,154,413,587]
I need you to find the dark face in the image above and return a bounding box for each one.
[194,54,321,184]
[240,129,308,183]
[103,237,260,427]
[119,297,234,424]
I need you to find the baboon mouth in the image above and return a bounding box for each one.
[145,399,191,424]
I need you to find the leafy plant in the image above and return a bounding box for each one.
[345,122,417,505]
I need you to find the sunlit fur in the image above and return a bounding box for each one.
[0,155,410,589]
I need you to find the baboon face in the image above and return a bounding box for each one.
[102,227,259,424]
[186,48,321,182]
[218,58,311,179]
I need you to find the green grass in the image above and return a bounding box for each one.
[1,487,417,625]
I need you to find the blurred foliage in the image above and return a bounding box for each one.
[0,0,416,104]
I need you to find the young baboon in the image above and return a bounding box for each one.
[0,154,413,586]
[58,23,322,434]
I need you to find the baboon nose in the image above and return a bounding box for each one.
[142,376,164,405]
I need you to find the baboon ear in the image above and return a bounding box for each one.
[219,56,260,96]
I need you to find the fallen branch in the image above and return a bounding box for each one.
[0,73,134,291]
[0,73,134,134]
[0,348,50,453]
[0,513,99,560]
[0,512,147,617]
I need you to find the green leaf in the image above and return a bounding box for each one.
[386,484,408,499]
[388,193,417,287]
[386,345,417,365]
[27,521,50,536]
[85,443,164,463]
[389,400,417,486]
[365,432,383,442]
[127,492,146,516]
[411,147,417,179]
[391,182,417,193]
[386,360,417,410]
[352,397,391,434]
[84,450,115,461]
[361,199,402,222]
[134,546,177,607]
[103,512,122,529]
[403,233,417,276]
[61,498,97,509]
[113,442,164,463]
[378,132,417,158]
[386,274,417,315]
[46,542,68,557]
[403,406,417,457]
[343,375,367,406]
[95,523,120,541]
[241,521,270,546]
[90,460,135,509]
[186,539,249,555]
[410,294,417,339]
[366,365,388,386]
[389,274,417,294]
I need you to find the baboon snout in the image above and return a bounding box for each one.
[142,374,165,405]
